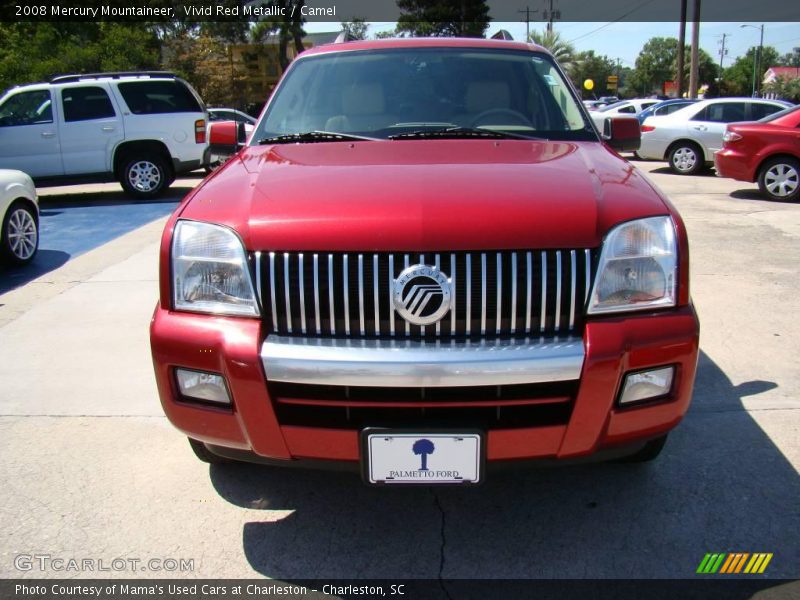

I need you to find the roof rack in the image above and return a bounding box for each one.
[491,30,514,41]
[50,71,177,84]
[334,31,357,43]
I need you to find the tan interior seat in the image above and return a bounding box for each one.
[324,83,396,133]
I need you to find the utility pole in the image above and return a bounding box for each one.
[688,0,701,98]
[740,24,765,97]
[676,0,687,98]
[717,33,729,86]
[543,0,560,33]
[517,6,538,41]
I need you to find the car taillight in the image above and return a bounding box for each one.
[195,119,206,144]
[722,130,742,143]
[641,124,655,132]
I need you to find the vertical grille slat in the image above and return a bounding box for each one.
[313,254,321,334]
[404,254,410,337]
[480,253,487,335]
[525,252,532,334]
[540,253,547,333]
[466,253,472,336]
[389,254,396,336]
[358,254,365,336]
[373,254,380,337]
[327,254,336,335]
[261,249,595,340]
[495,253,502,334]
[554,251,562,333]
[569,250,577,331]
[298,253,307,334]
[283,252,293,334]
[343,254,350,335]
[450,253,456,336]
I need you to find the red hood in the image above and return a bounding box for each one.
[181,139,670,251]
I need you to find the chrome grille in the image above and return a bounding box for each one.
[257,250,595,339]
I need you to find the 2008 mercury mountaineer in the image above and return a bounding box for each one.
[150,38,699,484]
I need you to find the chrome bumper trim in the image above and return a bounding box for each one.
[261,335,585,388]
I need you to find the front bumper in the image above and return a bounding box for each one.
[150,305,699,463]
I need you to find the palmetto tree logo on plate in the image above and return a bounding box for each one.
[412,439,435,471]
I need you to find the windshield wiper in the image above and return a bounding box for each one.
[257,131,379,145]
[388,127,546,141]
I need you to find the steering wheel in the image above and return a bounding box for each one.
[470,108,533,128]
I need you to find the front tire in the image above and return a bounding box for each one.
[120,154,172,199]
[1,201,39,267]
[668,142,703,175]
[758,157,800,202]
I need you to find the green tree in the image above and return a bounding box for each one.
[341,18,369,40]
[0,23,160,92]
[396,0,490,37]
[764,75,800,102]
[161,33,247,108]
[250,0,306,73]
[629,37,717,96]
[529,29,578,74]
[568,50,616,97]
[724,46,781,96]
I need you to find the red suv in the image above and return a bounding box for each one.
[150,39,699,484]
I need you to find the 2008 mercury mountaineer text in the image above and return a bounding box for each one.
[150,38,699,485]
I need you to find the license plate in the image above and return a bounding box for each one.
[362,430,483,484]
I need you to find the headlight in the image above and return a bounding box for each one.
[172,220,259,316]
[588,216,677,315]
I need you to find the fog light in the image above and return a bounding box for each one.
[619,366,674,405]
[175,368,231,405]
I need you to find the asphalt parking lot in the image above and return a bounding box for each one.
[0,162,798,582]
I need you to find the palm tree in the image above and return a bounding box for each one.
[412,439,435,471]
[528,30,579,74]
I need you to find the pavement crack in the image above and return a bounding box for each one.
[430,488,453,600]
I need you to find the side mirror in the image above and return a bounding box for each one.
[236,120,247,145]
[603,116,641,152]
[208,120,245,158]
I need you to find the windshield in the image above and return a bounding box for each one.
[253,47,595,143]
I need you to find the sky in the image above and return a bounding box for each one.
[304,21,800,69]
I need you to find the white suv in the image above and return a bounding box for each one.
[0,72,209,198]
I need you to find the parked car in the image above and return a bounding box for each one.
[151,38,698,483]
[714,104,800,202]
[208,108,257,127]
[636,98,698,124]
[590,99,661,128]
[598,96,619,104]
[206,108,256,172]
[637,97,792,174]
[1,169,38,266]
[0,71,209,198]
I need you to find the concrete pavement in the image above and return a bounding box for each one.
[0,163,797,581]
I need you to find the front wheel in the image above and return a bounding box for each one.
[668,142,704,175]
[120,154,172,199]
[758,157,800,202]
[1,201,39,266]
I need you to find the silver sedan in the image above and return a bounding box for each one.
[637,97,791,175]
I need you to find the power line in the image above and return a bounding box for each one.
[567,0,660,44]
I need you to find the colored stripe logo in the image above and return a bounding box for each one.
[697,553,773,574]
